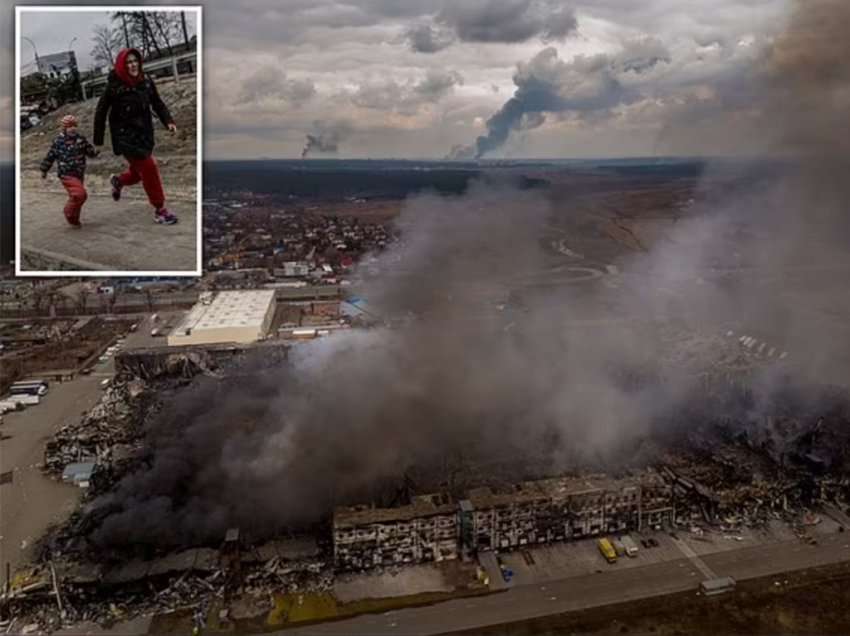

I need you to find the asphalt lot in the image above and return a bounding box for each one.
[0,316,155,573]
[0,374,103,573]
[283,529,850,636]
[19,176,198,273]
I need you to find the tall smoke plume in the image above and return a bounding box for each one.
[472,39,670,158]
[301,121,352,158]
[90,0,850,550]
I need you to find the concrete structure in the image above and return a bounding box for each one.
[82,49,197,99]
[463,476,643,553]
[37,51,77,79]
[332,473,676,572]
[167,290,275,346]
[333,493,460,571]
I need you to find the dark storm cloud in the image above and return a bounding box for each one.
[436,0,577,44]
[0,0,796,160]
[405,22,455,53]
[239,66,316,106]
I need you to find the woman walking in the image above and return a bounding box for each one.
[93,48,179,224]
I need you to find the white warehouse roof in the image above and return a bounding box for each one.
[169,290,276,345]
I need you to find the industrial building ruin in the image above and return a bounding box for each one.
[333,493,460,571]
[332,473,675,571]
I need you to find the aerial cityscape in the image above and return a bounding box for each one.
[2,1,850,635]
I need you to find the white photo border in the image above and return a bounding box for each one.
[14,4,203,277]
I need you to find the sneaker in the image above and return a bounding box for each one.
[154,207,178,225]
[110,175,122,202]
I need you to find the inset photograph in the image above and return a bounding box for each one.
[15,6,202,275]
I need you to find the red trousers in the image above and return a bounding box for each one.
[60,176,86,225]
[117,155,166,209]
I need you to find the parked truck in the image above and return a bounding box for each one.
[0,400,25,413]
[612,538,626,557]
[598,538,617,563]
[621,535,639,557]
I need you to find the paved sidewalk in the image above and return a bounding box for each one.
[19,174,198,273]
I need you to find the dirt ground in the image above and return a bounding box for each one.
[19,176,198,272]
[445,560,850,635]
[18,79,198,273]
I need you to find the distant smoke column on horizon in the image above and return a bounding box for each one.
[301,121,351,158]
[470,40,671,158]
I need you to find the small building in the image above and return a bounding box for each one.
[700,576,736,596]
[167,290,276,346]
[37,50,78,79]
[62,461,96,488]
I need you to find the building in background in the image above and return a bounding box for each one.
[37,51,77,79]
[167,290,275,346]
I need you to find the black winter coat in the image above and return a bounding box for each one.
[40,132,98,180]
[93,71,173,159]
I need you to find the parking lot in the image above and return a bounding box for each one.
[0,314,160,572]
[497,517,847,587]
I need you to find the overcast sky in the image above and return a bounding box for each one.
[1,0,793,160]
[18,10,198,75]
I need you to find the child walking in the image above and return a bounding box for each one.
[40,114,99,227]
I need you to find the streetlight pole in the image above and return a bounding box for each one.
[67,37,81,102]
[23,36,39,71]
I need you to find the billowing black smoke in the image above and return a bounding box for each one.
[89,0,850,551]
[474,39,670,157]
[90,182,700,550]
[301,121,351,158]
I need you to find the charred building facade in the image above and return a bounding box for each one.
[333,493,459,571]
[461,476,659,552]
[333,473,675,571]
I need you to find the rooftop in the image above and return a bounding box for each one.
[173,290,275,334]
[334,493,457,528]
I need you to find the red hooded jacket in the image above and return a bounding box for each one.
[114,48,144,87]
[93,48,173,158]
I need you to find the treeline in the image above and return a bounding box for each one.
[91,11,194,69]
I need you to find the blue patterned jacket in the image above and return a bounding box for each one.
[40,132,98,180]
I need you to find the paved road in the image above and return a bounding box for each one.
[282,533,850,636]
[19,175,198,273]
[0,375,103,573]
[0,318,154,574]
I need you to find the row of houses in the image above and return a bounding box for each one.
[332,472,674,571]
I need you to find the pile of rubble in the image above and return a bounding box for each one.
[661,415,850,529]
[42,377,153,482]
[1,537,333,633]
[114,348,222,381]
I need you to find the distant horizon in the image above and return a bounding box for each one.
[1,155,766,166]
